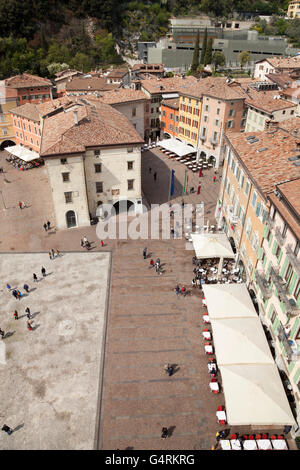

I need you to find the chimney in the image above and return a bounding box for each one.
[73,110,78,125]
[265,120,279,132]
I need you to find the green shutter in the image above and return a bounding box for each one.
[288,274,298,295]
[278,249,283,263]
[291,317,300,338]
[272,240,278,255]
[268,233,273,247]
[263,225,269,238]
[280,257,289,277]
[293,367,300,385]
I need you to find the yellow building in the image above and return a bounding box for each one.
[178,94,202,148]
[0,84,18,150]
[288,0,300,18]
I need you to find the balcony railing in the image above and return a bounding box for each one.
[255,271,272,298]
[286,244,300,277]
[270,265,299,314]
[277,324,295,361]
[266,214,275,229]
[209,136,219,145]
[274,226,287,247]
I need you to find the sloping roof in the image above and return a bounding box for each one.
[140,76,197,95]
[106,69,129,78]
[225,123,300,195]
[161,97,179,109]
[5,73,52,89]
[96,89,148,105]
[10,96,74,121]
[66,77,119,92]
[268,178,300,239]
[257,56,300,70]
[244,87,296,113]
[10,103,41,121]
[41,98,144,157]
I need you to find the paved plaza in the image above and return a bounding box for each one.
[0,148,295,450]
[0,252,110,450]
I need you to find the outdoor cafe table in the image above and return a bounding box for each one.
[257,439,272,450]
[231,439,241,450]
[243,440,258,450]
[202,331,211,340]
[220,440,231,450]
[209,381,219,393]
[216,410,226,421]
[272,440,288,450]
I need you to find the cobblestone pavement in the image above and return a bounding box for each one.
[0,149,296,450]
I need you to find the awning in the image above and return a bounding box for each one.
[157,138,196,157]
[162,93,179,99]
[5,144,40,162]
[220,364,296,426]
[202,284,257,319]
[211,317,274,365]
[191,233,234,259]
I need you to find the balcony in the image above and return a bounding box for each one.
[274,226,287,247]
[270,265,299,314]
[227,206,238,225]
[266,214,275,229]
[255,271,272,299]
[209,136,219,145]
[286,244,300,277]
[277,324,298,361]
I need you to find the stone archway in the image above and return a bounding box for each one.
[0,140,15,151]
[113,200,134,215]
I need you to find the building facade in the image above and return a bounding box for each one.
[0,83,18,150]
[5,74,52,106]
[161,98,180,138]
[288,0,300,18]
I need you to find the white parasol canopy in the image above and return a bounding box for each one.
[220,364,296,426]
[157,137,196,157]
[210,317,274,365]
[5,144,40,162]
[202,283,257,319]
[191,233,234,259]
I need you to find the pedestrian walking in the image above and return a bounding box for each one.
[143,247,147,259]
[167,365,174,376]
[33,273,38,282]
[47,221,51,230]
[55,249,60,257]
[13,310,18,320]
[12,289,17,299]
[213,175,216,182]
[164,363,169,374]
[17,290,22,300]
[23,284,29,293]
[149,167,152,174]
[49,251,52,260]
[100,240,104,247]
[80,239,84,248]
[18,201,23,210]
[161,427,168,439]
[43,223,47,231]
[27,321,33,331]
[170,228,174,238]
[199,170,203,177]
[6,284,11,292]
[155,258,160,266]
[83,236,88,244]
[175,285,180,296]
[0,328,5,339]
[85,241,91,251]
[149,259,154,268]
[154,172,157,181]
[1,425,12,436]
[41,267,46,277]
[25,307,31,319]
[51,249,55,259]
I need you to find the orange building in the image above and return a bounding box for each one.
[5,74,53,106]
[160,98,179,138]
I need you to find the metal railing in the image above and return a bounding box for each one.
[255,271,272,299]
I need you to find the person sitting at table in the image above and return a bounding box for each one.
[191,279,196,288]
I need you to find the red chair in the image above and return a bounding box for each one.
[271,435,277,440]
[211,377,217,383]
[248,435,254,440]
[262,434,268,439]
[243,435,248,440]
[278,435,284,439]
[255,434,261,440]
[217,405,223,411]
[231,434,237,440]
[219,420,226,426]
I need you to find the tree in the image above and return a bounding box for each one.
[200,28,207,65]
[212,51,225,71]
[70,52,91,72]
[238,50,251,69]
[190,30,200,74]
[47,62,70,75]
[204,37,213,66]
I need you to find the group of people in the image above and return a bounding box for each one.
[43,221,51,232]
[144,248,163,275]
[49,249,60,260]
[174,285,190,297]
[80,236,91,251]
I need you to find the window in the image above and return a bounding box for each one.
[96,182,103,193]
[62,172,70,182]
[204,115,208,123]
[64,192,72,203]
[294,240,300,256]
[270,309,277,324]
[294,280,300,302]
[94,150,100,156]
[2,127,7,135]
[284,263,293,287]
[127,161,134,170]
[94,164,102,173]
[245,180,250,196]
[251,191,257,208]
[205,105,209,112]
[127,179,134,190]
[275,245,281,259]
[60,158,67,165]
[162,110,166,117]
[127,147,133,153]
[281,223,287,238]
[217,108,220,115]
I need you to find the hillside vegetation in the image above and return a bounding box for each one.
[0,0,292,79]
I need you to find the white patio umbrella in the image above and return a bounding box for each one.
[202,284,257,319]
[220,364,296,426]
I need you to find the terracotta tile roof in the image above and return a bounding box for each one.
[277,117,300,135]
[225,124,300,196]
[106,69,129,78]
[140,76,197,95]
[95,89,148,105]
[10,96,73,121]
[10,103,41,122]
[41,98,144,157]
[66,77,119,92]
[180,77,248,101]
[161,97,179,109]
[260,56,300,70]
[265,72,293,88]
[244,88,296,113]
[269,178,300,239]
[5,73,52,89]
